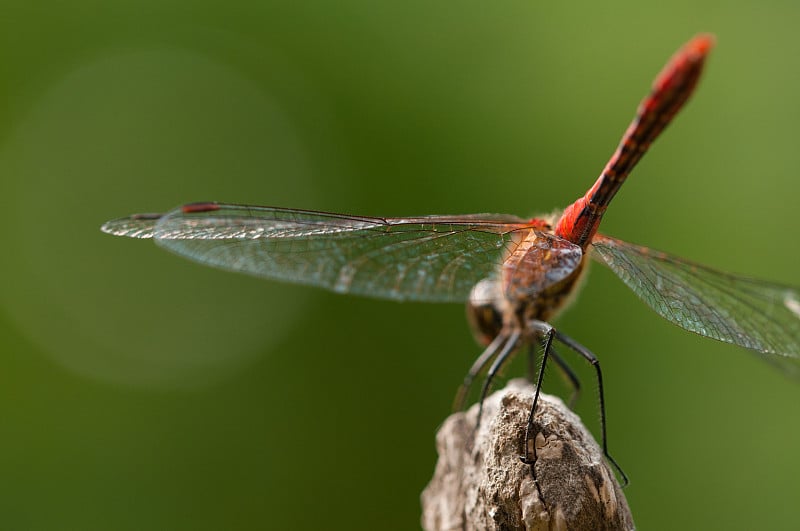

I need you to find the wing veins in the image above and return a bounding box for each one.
[592,235,800,358]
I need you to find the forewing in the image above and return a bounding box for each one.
[102,203,531,303]
[592,234,800,375]
[101,212,162,238]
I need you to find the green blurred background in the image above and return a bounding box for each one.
[1,1,799,529]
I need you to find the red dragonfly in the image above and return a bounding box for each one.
[102,35,800,483]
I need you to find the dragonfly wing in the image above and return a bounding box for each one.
[103,203,531,303]
[591,234,800,374]
[101,212,162,238]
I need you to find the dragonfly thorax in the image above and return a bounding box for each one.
[466,230,589,347]
[504,229,586,311]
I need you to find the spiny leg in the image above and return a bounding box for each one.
[552,347,582,410]
[520,321,555,467]
[476,329,522,424]
[452,332,509,413]
[533,344,581,410]
[555,329,628,487]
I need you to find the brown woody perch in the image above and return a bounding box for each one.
[421,379,634,530]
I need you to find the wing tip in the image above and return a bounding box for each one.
[100,213,163,238]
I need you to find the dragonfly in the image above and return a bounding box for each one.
[102,34,800,485]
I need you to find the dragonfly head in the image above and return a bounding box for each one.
[466,278,505,346]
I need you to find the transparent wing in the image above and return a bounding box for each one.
[102,202,533,303]
[592,234,800,375]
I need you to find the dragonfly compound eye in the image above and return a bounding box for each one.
[466,278,504,346]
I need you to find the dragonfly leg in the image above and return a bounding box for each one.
[554,329,629,487]
[475,330,522,426]
[520,321,555,467]
[547,345,581,410]
[452,332,509,413]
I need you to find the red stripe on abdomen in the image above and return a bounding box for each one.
[555,34,714,248]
